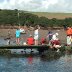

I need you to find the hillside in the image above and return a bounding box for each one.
[30,12,72,19]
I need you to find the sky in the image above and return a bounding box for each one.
[0,0,72,13]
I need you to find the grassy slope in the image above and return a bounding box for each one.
[30,12,72,19]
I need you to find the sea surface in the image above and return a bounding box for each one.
[0,55,72,72]
[0,37,72,72]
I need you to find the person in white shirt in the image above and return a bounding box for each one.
[52,33,59,40]
[34,26,39,45]
[51,33,61,50]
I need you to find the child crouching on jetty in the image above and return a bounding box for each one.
[23,35,34,46]
[50,33,61,52]
[27,35,34,45]
[40,38,47,45]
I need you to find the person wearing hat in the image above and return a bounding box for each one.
[50,33,61,52]
[51,33,61,48]
[27,35,34,45]
[52,33,59,40]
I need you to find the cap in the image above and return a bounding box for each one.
[29,34,32,37]
[55,33,59,36]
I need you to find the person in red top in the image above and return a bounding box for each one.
[40,38,47,45]
[27,35,34,45]
[66,27,72,36]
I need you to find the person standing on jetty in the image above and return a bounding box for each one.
[47,30,53,45]
[7,29,11,45]
[66,27,72,46]
[34,26,39,45]
[15,28,20,45]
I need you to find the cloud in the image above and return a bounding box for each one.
[41,0,58,9]
[0,0,32,9]
[48,0,72,13]
[0,0,72,13]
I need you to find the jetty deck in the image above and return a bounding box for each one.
[0,45,49,49]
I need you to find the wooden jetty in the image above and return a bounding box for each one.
[0,45,49,53]
[0,45,49,49]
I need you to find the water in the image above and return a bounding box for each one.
[0,37,16,46]
[1,37,72,72]
[0,54,72,72]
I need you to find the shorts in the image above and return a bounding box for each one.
[51,40,60,45]
[34,36,38,40]
[16,36,20,38]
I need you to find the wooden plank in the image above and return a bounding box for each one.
[0,45,49,49]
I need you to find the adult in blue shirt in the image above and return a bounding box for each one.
[47,31,53,41]
[16,28,20,44]
[47,30,53,45]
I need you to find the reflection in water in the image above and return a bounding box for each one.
[28,55,33,64]
[65,55,72,62]
[0,55,72,72]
